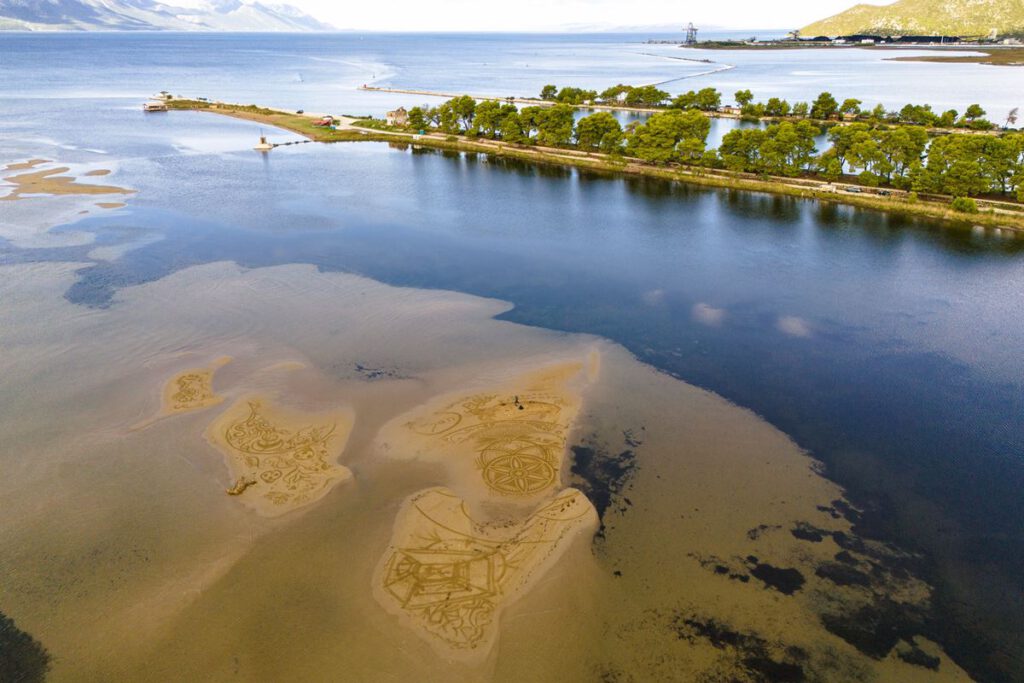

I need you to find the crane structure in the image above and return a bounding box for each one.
[685,22,698,45]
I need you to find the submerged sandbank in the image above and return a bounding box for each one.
[1,161,134,202]
[0,260,971,681]
[0,159,135,248]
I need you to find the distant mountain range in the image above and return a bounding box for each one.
[801,0,1024,38]
[0,0,334,31]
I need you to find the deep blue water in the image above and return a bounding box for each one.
[2,32,1024,681]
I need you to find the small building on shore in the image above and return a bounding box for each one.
[386,107,409,126]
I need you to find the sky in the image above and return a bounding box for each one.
[239,0,888,32]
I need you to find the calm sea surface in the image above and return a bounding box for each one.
[1,32,1023,680]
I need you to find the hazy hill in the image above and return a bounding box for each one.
[0,0,334,31]
[801,0,1024,38]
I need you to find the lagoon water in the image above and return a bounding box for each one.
[1,32,1023,682]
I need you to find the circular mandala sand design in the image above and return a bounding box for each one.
[480,439,557,495]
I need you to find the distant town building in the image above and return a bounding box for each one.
[386,107,409,126]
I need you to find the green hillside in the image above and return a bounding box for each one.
[801,0,1024,38]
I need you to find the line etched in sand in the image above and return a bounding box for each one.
[379,361,593,500]
[1,164,134,202]
[374,486,597,660]
[205,396,353,516]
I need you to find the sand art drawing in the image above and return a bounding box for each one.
[131,357,231,430]
[166,366,225,413]
[206,397,353,516]
[392,363,589,498]
[375,487,597,658]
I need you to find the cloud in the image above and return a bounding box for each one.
[641,289,666,306]
[776,315,812,338]
[692,302,725,326]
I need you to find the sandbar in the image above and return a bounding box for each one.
[376,360,594,503]
[131,357,231,429]
[205,395,354,516]
[1,164,134,202]
[373,486,597,661]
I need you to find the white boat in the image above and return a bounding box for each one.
[254,135,273,152]
[143,101,168,112]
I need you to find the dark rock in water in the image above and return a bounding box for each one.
[569,441,637,538]
[790,522,829,543]
[820,598,928,659]
[749,563,806,595]
[672,616,807,681]
[897,641,941,670]
[815,561,872,587]
[0,610,50,683]
[834,550,858,565]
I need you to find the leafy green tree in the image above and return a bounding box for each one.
[792,102,810,118]
[978,136,1021,193]
[540,84,557,101]
[718,128,766,172]
[625,109,710,164]
[576,112,622,150]
[450,95,476,130]
[436,101,460,134]
[915,135,989,196]
[499,112,526,143]
[764,97,791,117]
[600,84,631,102]
[695,87,721,111]
[898,103,936,126]
[534,104,576,146]
[964,104,986,121]
[600,128,626,155]
[555,87,598,105]
[518,106,545,141]
[672,88,720,111]
[840,98,862,117]
[828,123,871,168]
[937,109,958,127]
[671,90,698,110]
[473,101,517,139]
[810,92,838,120]
[818,153,843,181]
[878,126,929,185]
[625,85,669,107]
[740,102,766,118]
[407,106,428,131]
[759,120,820,176]
[734,89,754,107]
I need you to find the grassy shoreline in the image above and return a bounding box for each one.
[165,99,1024,235]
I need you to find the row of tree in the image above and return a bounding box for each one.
[735,90,996,130]
[401,96,1024,201]
[534,83,1001,131]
